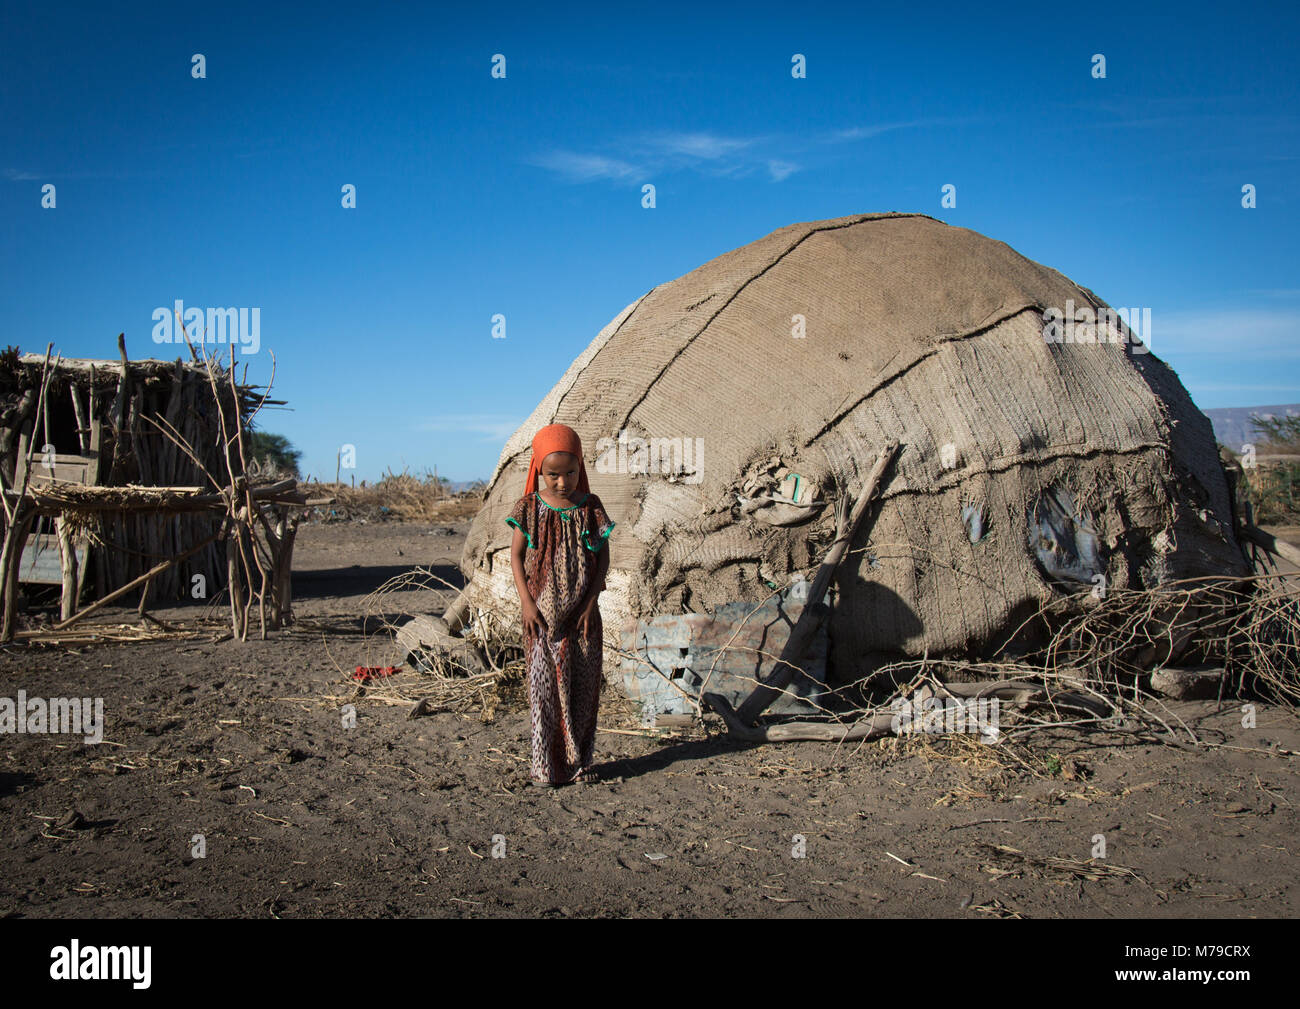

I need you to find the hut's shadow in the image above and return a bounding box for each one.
[597,734,764,781]
[291,561,465,601]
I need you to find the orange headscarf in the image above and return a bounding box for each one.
[524,423,591,498]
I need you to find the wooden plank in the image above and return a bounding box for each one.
[21,453,96,489]
[14,428,28,489]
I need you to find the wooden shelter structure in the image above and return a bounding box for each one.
[0,338,306,640]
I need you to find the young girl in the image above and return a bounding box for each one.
[505,423,615,786]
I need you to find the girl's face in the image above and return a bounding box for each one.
[540,451,580,497]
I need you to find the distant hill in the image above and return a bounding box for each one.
[1202,404,1300,450]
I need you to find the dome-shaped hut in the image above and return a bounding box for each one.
[455,212,1247,689]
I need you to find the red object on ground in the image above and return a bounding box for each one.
[353,666,399,682]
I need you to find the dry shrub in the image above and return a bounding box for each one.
[1244,461,1300,525]
[303,468,483,523]
[1023,574,1300,704]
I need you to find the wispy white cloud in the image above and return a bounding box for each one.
[642,131,757,160]
[526,151,643,182]
[831,122,916,141]
[532,129,791,185]
[417,414,524,442]
[531,118,971,186]
[828,117,978,142]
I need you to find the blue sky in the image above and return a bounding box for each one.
[3,0,1297,483]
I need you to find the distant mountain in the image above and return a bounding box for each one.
[1202,404,1300,451]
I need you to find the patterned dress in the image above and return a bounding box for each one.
[506,491,615,784]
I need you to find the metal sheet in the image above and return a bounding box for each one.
[620,581,829,718]
[19,533,88,586]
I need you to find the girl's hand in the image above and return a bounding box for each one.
[575,595,600,638]
[521,599,549,639]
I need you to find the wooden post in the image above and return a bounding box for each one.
[279,515,297,627]
[227,533,243,640]
[268,507,298,629]
[56,514,78,621]
[70,383,89,454]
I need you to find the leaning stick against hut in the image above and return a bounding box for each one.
[723,439,900,727]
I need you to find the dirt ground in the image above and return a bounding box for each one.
[1,519,1298,918]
